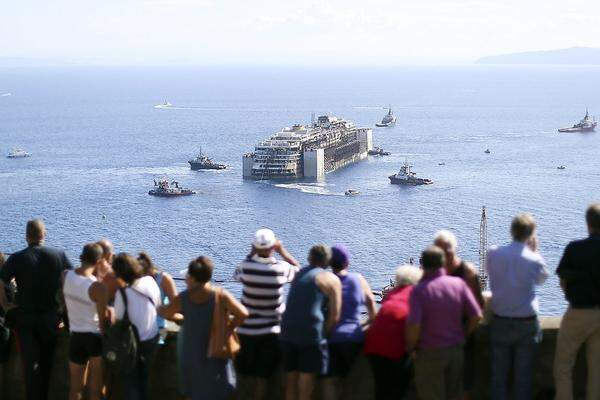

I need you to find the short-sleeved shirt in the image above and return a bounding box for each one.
[407,268,481,350]
[486,242,548,317]
[0,244,73,316]
[234,255,297,335]
[364,285,413,360]
[556,234,600,308]
[114,276,161,341]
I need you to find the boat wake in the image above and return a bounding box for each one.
[1,93,11,97]
[353,106,387,110]
[273,183,344,196]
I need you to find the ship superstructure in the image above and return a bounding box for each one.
[243,115,372,180]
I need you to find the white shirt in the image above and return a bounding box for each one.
[486,241,549,317]
[63,270,100,333]
[115,276,161,341]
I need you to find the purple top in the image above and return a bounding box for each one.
[329,272,365,343]
[407,268,482,350]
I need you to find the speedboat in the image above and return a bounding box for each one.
[345,189,360,196]
[7,148,31,158]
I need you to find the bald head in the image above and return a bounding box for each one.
[26,219,46,245]
[97,239,114,263]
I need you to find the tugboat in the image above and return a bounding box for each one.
[368,147,391,156]
[149,179,195,197]
[189,148,228,170]
[154,100,172,109]
[7,148,31,158]
[345,189,360,196]
[558,109,597,132]
[375,106,397,127]
[389,160,433,185]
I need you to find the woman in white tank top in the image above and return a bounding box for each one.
[63,244,108,400]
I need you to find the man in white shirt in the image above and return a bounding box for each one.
[486,213,549,400]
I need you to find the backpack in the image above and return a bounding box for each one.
[102,288,140,373]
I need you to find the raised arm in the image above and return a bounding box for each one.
[463,262,485,307]
[315,271,342,333]
[274,241,300,267]
[222,289,249,328]
[358,274,377,323]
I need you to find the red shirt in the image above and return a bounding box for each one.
[364,285,413,360]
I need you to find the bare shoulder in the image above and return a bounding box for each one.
[315,270,339,286]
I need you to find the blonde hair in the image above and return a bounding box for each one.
[434,229,457,251]
[511,213,536,241]
[395,265,423,287]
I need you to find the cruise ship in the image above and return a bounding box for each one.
[243,115,373,180]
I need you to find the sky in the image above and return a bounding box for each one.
[1,0,599,65]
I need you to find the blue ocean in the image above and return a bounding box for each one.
[1,65,599,315]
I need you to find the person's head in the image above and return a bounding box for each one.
[112,253,144,285]
[330,244,350,273]
[395,264,423,287]
[137,252,158,276]
[186,256,214,288]
[510,213,536,242]
[80,243,103,268]
[252,228,277,257]
[421,246,446,271]
[586,203,600,235]
[97,239,114,264]
[433,230,457,261]
[26,219,46,245]
[308,244,331,268]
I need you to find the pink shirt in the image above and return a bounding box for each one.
[407,269,481,350]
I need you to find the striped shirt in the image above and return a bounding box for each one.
[234,255,298,335]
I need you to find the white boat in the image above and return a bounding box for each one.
[375,106,397,127]
[154,100,172,109]
[7,148,31,158]
[345,189,360,196]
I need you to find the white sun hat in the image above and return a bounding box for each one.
[253,228,277,249]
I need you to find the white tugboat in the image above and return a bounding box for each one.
[7,148,31,158]
[558,109,597,133]
[375,106,397,127]
[149,179,195,197]
[389,160,433,185]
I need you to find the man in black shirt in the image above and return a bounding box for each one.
[554,204,600,400]
[0,219,73,400]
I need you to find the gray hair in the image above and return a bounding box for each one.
[395,265,423,287]
[434,229,457,251]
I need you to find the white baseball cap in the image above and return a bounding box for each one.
[253,228,277,249]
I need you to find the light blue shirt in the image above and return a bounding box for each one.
[486,241,549,317]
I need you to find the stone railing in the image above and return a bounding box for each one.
[1,317,587,400]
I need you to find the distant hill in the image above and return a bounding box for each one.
[476,47,600,65]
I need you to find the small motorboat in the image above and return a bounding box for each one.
[484,149,491,154]
[438,162,446,166]
[557,165,566,170]
[7,148,31,158]
[345,189,360,196]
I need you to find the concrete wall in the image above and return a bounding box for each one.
[303,148,325,178]
[2,317,587,400]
